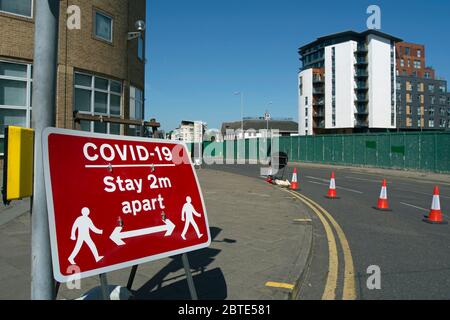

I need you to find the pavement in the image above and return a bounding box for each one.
[210,163,450,300]
[0,168,312,300]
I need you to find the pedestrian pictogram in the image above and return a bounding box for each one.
[68,207,104,265]
[43,128,211,282]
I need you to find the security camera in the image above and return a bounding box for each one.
[135,20,146,32]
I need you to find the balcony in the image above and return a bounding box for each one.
[355,83,368,91]
[354,120,368,127]
[313,110,325,118]
[355,57,368,65]
[355,95,369,102]
[313,75,324,83]
[355,107,368,115]
[314,120,325,129]
[357,44,368,52]
[313,99,324,106]
[355,70,368,77]
[313,88,324,95]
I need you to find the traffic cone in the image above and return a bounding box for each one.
[423,186,447,224]
[325,172,338,199]
[374,179,391,211]
[290,168,299,190]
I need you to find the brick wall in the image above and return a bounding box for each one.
[0,0,146,131]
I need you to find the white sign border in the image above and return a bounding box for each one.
[42,127,212,283]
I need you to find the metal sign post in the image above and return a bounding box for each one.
[182,253,198,300]
[31,0,60,300]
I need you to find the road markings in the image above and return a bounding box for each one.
[400,202,428,212]
[286,190,356,300]
[284,190,338,300]
[400,202,449,218]
[307,180,363,194]
[293,218,312,224]
[345,176,379,183]
[265,281,295,290]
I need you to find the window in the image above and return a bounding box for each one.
[400,59,404,67]
[428,120,434,127]
[405,47,410,56]
[424,72,430,79]
[74,72,122,134]
[0,60,32,154]
[305,97,308,106]
[417,49,421,57]
[428,84,435,93]
[439,85,446,93]
[0,0,33,18]
[305,107,308,117]
[94,11,113,43]
[407,60,411,68]
[406,81,412,91]
[414,60,421,69]
[129,86,144,136]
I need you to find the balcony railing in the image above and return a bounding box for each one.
[355,58,368,65]
[313,75,324,83]
[357,44,368,52]
[354,120,368,127]
[355,108,368,115]
[313,88,324,94]
[313,99,324,105]
[355,70,368,77]
[314,120,325,128]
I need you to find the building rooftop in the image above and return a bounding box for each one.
[221,119,298,134]
[299,30,403,53]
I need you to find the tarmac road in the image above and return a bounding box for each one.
[208,163,450,300]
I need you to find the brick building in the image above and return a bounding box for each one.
[395,42,450,130]
[0,0,157,154]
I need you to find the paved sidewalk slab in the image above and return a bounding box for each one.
[0,168,313,300]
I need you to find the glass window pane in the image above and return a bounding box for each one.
[0,79,27,106]
[79,120,91,132]
[0,108,27,132]
[95,77,108,90]
[110,95,121,115]
[0,0,32,17]
[74,88,91,112]
[111,81,121,93]
[95,12,112,42]
[135,101,143,120]
[94,92,107,114]
[110,123,121,135]
[136,88,143,102]
[75,73,92,87]
[94,121,107,133]
[0,138,4,155]
[0,61,27,78]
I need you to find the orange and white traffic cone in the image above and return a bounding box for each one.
[423,186,447,224]
[290,168,299,190]
[325,172,338,199]
[374,179,391,211]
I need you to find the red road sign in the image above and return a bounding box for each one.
[43,128,210,282]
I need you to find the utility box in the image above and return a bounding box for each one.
[2,126,34,205]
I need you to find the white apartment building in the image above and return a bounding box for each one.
[171,120,206,143]
[298,30,402,135]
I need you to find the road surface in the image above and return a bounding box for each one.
[208,163,450,300]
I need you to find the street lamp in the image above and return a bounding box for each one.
[265,101,272,139]
[234,92,244,139]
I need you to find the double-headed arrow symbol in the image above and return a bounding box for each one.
[110,219,176,246]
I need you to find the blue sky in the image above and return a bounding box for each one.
[145,0,450,132]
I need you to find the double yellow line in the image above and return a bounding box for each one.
[285,189,356,300]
